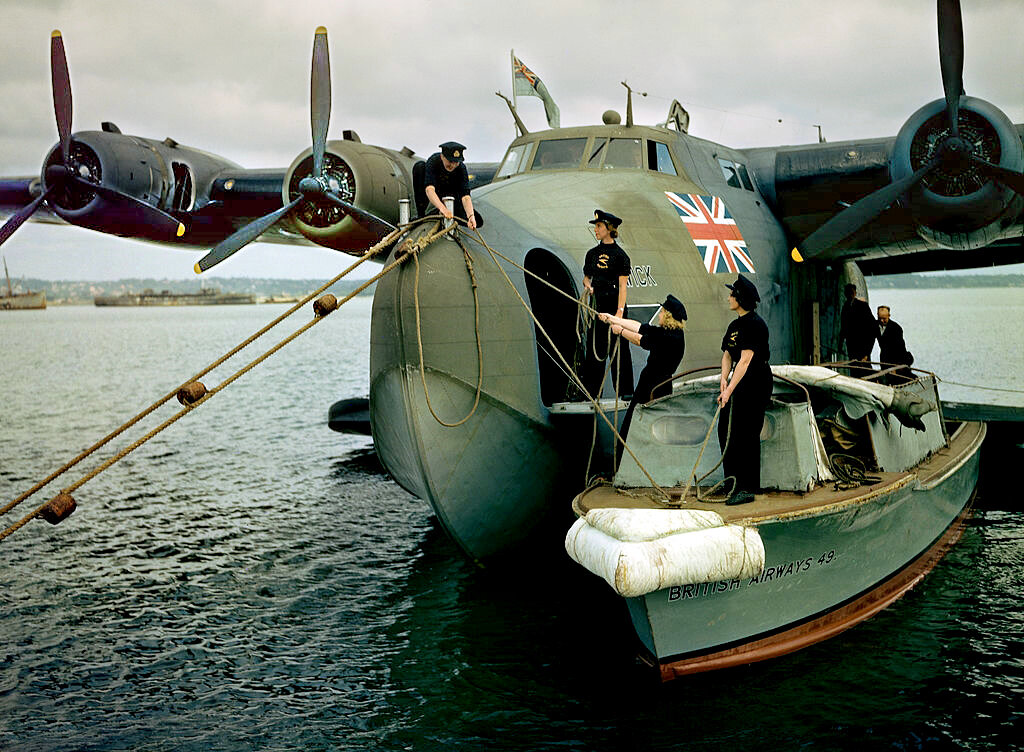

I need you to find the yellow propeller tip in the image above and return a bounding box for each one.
[176,223,185,238]
[790,248,804,263]
[315,26,327,34]
[193,262,203,275]
[51,30,62,38]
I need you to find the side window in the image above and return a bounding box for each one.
[602,138,643,169]
[719,158,741,188]
[718,157,756,191]
[532,138,587,170]
[736,163,755,191]
[495,143,531,179]
[648,141,677,175]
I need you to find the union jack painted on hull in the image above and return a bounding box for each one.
[665,192,755,274]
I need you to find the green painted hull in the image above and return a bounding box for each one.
[627,428,982,671]
[369,219,581,561]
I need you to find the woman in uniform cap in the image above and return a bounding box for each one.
[599,293,686,440]
[582,209,633,397]
[420,141,477,229]
[718,274,772,505]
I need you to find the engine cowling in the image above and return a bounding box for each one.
[283,140,419,252]
[891,96,1024,250]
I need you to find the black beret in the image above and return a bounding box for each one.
[663,294,687,321]
[588,209,622,228]
[725,274,760,304]
[440,141,466,162]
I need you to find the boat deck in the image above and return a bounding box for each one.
[573,420,986,525]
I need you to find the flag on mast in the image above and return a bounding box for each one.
[511,53,560,129]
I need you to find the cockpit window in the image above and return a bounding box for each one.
[495,143,531,179]
[648,141,677,175]
[602,138,643,169]
[532,138,587,170]
[588,138,608,167]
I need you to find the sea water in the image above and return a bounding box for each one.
[1,290,1022,751]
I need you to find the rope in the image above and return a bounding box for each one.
[0,227,404,523]
[459,224,671,501]
[935,378,1024,395]
[411,231,485,428]
[829,453,881,490]
[1,223,439,542]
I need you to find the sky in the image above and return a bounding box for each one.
[1,0,1022,280]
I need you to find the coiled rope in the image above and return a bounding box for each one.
[412,231,485,427]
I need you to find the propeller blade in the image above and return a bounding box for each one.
[968,156,1024,196]
[50,30,73,165]
[321,192,396,236]
[66,175,185,239]
[194,196,302,273]
[937,0,964,137]
[792,158,939,262]
[0,185,57,248]
[310,27,331,180]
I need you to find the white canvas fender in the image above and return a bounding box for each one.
[564,508,765,598]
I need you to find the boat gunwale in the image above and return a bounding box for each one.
[571,420,985,526]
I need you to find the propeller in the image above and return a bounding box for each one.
[792,0,1024,262]
[0,31,185,250]
[194,27,394,274]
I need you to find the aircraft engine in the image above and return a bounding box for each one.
[891,96,1024,250]
[38,131,185,243]
[282,140,417,253]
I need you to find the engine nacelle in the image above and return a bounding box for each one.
[891,96,1024,250]
[41,131,169,241]
[283,140,419,252]
[40,129,245,244]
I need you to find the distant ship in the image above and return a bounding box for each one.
[94,287,256,306]
[0,257,45,310]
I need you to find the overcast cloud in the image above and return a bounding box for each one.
[1,0,1021,280]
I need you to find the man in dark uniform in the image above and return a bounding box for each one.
[718,275,772,506]
[582,209,633,398]
[599,294,687,441]
[418,141,477,229]
[876,305,914,382]
[839,283,876,366]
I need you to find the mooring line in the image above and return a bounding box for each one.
[1,222,447,542]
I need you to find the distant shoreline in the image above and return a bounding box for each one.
[865,273,1024,289]
[9,277,376,306]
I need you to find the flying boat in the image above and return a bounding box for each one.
[0,4,1021,570]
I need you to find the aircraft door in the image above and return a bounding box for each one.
[523,248,579,406]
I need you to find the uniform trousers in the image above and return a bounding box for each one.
[718,375,771,493]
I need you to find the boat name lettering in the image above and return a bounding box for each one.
[625,266,657,288]
[666,551,837,602]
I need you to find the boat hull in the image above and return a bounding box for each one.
[0,291,45,310]
[625,424,983,679]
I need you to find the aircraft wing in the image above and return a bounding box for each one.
[743,121,1024,273]
[0,177,65,226]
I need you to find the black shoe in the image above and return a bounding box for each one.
[726,491,755,506]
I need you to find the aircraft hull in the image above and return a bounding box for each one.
[369,221,580,562]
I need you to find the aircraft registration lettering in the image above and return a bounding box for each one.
[665,192,755,274]
[626,265,657,288]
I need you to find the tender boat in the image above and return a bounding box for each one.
[565,365,984,680]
